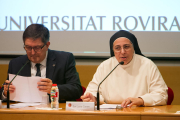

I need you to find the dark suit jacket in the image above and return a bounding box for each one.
[0,49,82,102]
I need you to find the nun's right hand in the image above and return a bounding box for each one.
[81,92,96,103]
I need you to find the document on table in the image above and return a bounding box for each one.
[10,103,41,108]
[95,104,129,109]
[9,74,47,102]
[96,104,122,109]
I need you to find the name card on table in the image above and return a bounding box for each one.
[66,101,94,111]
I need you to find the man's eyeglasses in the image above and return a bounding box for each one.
[24,44,46,52]
[113,44,132,52]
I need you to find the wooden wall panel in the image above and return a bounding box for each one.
[0,65,179,105]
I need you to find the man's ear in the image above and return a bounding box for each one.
[46,41,50,48]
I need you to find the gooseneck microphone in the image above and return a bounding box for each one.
[96,61,124,110]
[7,60,30,108]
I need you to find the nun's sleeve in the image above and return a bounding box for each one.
[139,62,168,106]
[84,64,106,104]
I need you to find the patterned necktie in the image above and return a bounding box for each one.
[35,63,41,77]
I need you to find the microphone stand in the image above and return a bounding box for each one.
[7,60,29,108]
[96,61,124,110]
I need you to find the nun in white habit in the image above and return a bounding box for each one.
[81,30,168,107]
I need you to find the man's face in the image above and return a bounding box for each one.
[113,37,134,65]
[24,38,50,63]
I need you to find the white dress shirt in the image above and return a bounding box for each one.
[31,51,48,78]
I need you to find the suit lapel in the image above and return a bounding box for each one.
[46,49,56,81]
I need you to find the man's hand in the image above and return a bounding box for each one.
[81,92,96,103]
[121,97,144,108]
[37,78,52,94]
[3,80,16,97]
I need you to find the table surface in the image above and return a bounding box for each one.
[0,103,179,114]
[0,103,180,120]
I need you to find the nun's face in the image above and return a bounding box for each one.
[113,37,134,65]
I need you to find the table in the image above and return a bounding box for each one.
[0,103,180,120]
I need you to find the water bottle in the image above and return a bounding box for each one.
[51,84,59,109]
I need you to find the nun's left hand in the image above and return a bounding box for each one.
[121,97,144,108]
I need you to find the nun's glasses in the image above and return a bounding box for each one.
[113,44,132,52]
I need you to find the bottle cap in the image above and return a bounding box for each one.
[52,84,57,86]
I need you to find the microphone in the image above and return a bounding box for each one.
[7,60,30,108]
[96,61,124,110]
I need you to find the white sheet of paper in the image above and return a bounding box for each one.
[98,104,121,109]
[10,103,41,108]
[35,107,62,110]
[95,104,129,109]
[9,74,47,102]
[176,111,180,114]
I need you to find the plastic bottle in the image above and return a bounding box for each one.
[51,84,59,109]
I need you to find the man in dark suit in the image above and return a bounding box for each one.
[0,24,82,102]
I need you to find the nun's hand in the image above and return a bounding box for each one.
[121,97,144,108]
[81,92,97,104]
